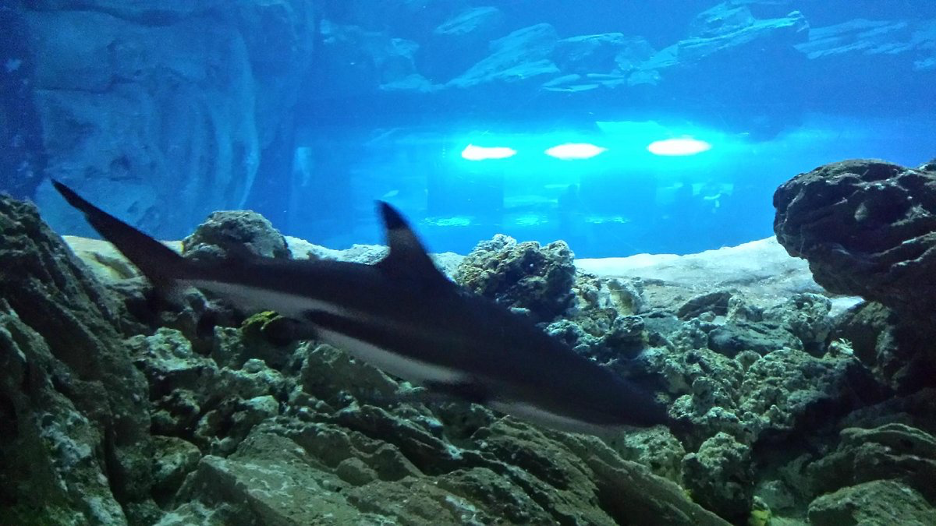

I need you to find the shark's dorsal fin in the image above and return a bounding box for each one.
[376,201,449,287]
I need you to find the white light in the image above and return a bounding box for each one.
[545,143,607,160]
[461,144,516,161]
[647,138,712,156]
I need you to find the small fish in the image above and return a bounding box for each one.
[54,181,667,434]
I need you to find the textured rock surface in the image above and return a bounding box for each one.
[796,18,936,68]
[806,424,936,503]
[682,432,754,521]
[181,210,291,262]
[132,326,728,525]
[670,3,808,63]
[808,480,936,526]
[829,301,935,393]
[21,0,316,239]
[0,195,154,524]
[312,19,426,97]
[448,23,560,88]
[456,234,576,322]
[774,159,936,323]
[7,193,936,524]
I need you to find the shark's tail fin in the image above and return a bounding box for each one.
[53,180,191,289]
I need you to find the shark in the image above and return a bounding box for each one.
[53,180,668,434]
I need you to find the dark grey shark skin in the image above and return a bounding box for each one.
[53,180,668,434]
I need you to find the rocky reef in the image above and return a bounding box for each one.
[3,155,936,524]
[774,159,936,394]
[1,194,726,525]
[774,159,936,325]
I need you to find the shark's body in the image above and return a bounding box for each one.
[54,181,667,434]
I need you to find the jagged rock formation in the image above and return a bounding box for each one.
[773,159,936,324]
[455,234,576,322]
[3,191,936,524]
[182,210,292,262]
[14,0,316,239]
[0,195,155,524]
[0,194,729,525]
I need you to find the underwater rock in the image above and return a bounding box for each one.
[27,8,259,239]
[774,159,936,325]
[830,301,895,367]
[165,416,728,526]
[807,479,936,526]
[681,292,831,358]
[606,426,687,484]
[181,209,291,262]
[805,424,936,505]
[448,23,560,88]
[572,274,645,316]
[795,18,936,70]
[829,301,935,393]
[737,348,879,439]
[553,33,648,75]
[0,7,43,200]
[434,6,503,38]
[665,305,804,359]
[9,190,935,523]
[660,337,879,450]
[562,274,649,359]
[455,234,576,321]
[664,3,808,63]
[61,235,229,354]
[172,429,370,526]
[763,292,833,355]
[677,290,732,320]
[425,6,505,81]
[127,326,290,454]
[234,0,317,145]
[682,432,754,521]
[706,320,800,357]
[314,20,427,96]
[299,342,401,409]
[0,311,132,525]
[24,0,315,240]
[0,195,154,523]
[151,435,201,504]
[129,311,725,524]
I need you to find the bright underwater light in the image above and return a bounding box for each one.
[461,144,517,161]
[647,138,712,156]
[544,143,607,160]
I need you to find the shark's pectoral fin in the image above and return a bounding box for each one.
[375,201,451,289]
[423,379,490,405]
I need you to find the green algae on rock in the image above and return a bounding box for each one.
[455,234,576,322]
[5,184,936,524]
[0,195,156,524]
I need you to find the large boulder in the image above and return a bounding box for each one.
[182,210,291,262]
[773,159,936,324]
[455,234,576,322]
[23,0,316,239]
[0,195,154,524]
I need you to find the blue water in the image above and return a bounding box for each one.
[272,1,936,258]
[5,0,936,258]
